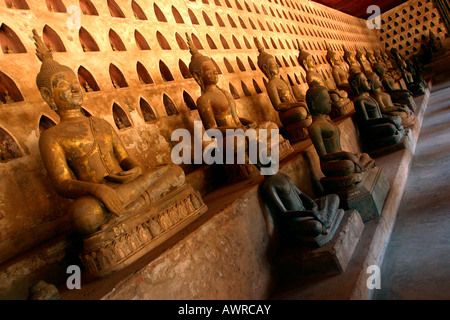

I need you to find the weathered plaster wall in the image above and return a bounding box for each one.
[0,0,381,273]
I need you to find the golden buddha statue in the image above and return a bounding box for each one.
[365,49,378,67]
[325,42,352,96]
[33,29,207,277]
[343,46,362,76]
[298,46,354,119]
[255,38,312,142]
[355,48,373,73]
[186,33,293,172]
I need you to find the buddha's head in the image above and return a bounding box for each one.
[325,43,341,67]
[366,71,383,90]
[306,82,332,116]
[374,48,383,62]
[366,49,378,65]
[256,38,279,79]
[298,47,316,72]
[349,72,371,95]
[33,30,83,113]
[343,46,357,66]
[187,33,218,92]
[356,48,368,63]
[373,62,387,77]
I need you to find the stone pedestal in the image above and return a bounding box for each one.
[329,100,355,120]
[80,184,208,278]
[276,210,364,277]
[323,167,390,222]
[368,132,410,158]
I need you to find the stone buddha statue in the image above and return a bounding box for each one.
[33,30,207,277]
[306,83,389,222]
[306,83,375,189]
[428,30,446,59]
[325,43,353,96]
[298,46,354,119]
[366,71,416,128]
[260,171,344,247]
[355,48,373,73]
[372,62,417,113]
[380,49,403,82]
[186,34,293,177]
[255,38,312,142]
[343,46,362,76]
[349,72,407,151]
[390,48,426,96]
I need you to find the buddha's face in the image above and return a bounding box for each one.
[201,60,219,85]
[369,74,382,89]
[305,55,316,70]
[346,53,357,65]
[267,58,279,77]
[367,53,377,64]
[330,53,341,66]
[312,89,332,115]
[51,71,83,111]
[358,74,372,92]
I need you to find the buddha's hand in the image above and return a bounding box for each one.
[104,166,143,184]
[92,185,125,217]
[240,118,257,129]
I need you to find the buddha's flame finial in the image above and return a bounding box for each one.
[185,33,199,56]
[32,29,53,63]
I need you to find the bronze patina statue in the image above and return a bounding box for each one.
[260,171,344,247]
[325,43,353,97]
[256,38,312,142]
[306,83,375,189]
[373,62,417,113]
[33,30,207,277]
[305,83,389,222]
[380,49,403,82]
[349,72,407,152]
[366,72,416,128]
[390,48,426,96]
[298,46,354,119]
[186,33,293,169]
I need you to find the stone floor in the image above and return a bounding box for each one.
[373,78,450,300]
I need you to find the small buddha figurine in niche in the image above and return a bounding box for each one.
[343,46,362,75]
[325,43,353,96]
[372,62,417,113]
[255,38,312,142]
[298,46,354,119]
[186,33,293,169]
[260,170,344,247]
[349,72,407,151]
[33,29,207,277]
[355,48,373,73]
[306,82,375,189]
[366,72,416,128]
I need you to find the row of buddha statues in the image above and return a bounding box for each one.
[30,24,428,281]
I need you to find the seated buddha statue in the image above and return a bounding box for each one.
[428,30,447,59]
[380,49,403,82]
[355,48,373,73]
[255,38,311,142]
[373,62,417,113]
[366,72,416,128]
[365,49,378,68]
[325,42,353,97]
[186,34,292,174]
[306,82,375,190]
[349,72,407,151]
[33,30,194,236]
[397,59,426,96]
[260,171,343,247]
[343,46,362,76]
[298,46,353,119]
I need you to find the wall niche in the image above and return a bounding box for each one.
[112,103,132,129]
[5,0,29,9]
[77,66,100,92]
[0,127,22,161]
[109,64,128,88]
[0,24,27,54]
[38,115,57,134]
[0,70,24,103]
[140,98,157,122]
[43,25,66,52]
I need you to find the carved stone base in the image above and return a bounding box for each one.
[276,210,364,277]
[322,167,390,222]
[279,137,294,161]
[80,183,208,278]
[329,100,355,120]
[367,132,409,158]
[283,118,312,143]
